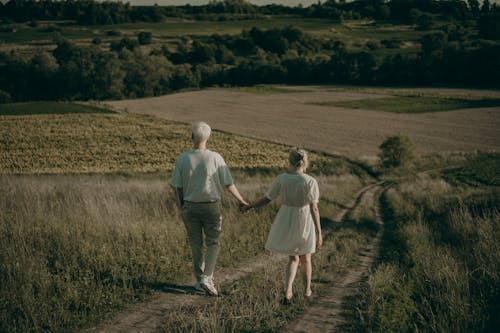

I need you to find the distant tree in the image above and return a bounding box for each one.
[189,41,216,64]
[110,37,139,52]
[137,31,152,45]
[420,31,447,54]
[478,12,500,40]
[214,44,235,64]
[481,0,491,12]
[416,13,433,30]
[0,89,11,103]
[29,52,59,99]
[379,135,415,169]
[468,0,480,15]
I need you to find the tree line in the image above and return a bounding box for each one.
[1,0,498,25]
[0,24,498,103]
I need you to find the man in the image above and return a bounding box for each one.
[170,121,248,296]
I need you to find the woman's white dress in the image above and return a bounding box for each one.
[264,173,320,256]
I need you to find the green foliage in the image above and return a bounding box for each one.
[0,90,11,103]
[137,31,152,45]
[379,135,415,169]
[443,153,500,187]
[416,13,433,31]
[313,96,500,113]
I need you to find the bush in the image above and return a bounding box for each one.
[0,90,11,103]
[137,31,152,45]
[379,135,415,169]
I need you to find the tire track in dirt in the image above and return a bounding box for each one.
[86,182,381,333]
[285,183,389,333]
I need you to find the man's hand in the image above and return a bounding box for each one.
[239,203,251,213]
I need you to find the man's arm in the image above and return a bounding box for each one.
[175,187,184,208]
[226,184,249,206]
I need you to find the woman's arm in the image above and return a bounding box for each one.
[310,202,323,249]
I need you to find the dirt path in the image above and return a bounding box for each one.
[107,86,500,158]
[285,183,388,333]
[86,182,381,333]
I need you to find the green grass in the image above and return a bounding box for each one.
[356,169,500,332]
[443,152,500,187]
[312,96,500,113]
[224,84,307,94]
[0,102,113,116]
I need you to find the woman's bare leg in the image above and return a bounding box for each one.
[285,256,299,300]
[299,253,312,297]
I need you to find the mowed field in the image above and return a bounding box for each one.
[108,86,500,159]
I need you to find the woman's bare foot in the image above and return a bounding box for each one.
[304,289,312,298]
[282,291,293,305]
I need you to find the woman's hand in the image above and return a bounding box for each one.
[316,231,323,250]
[239,203,252,213]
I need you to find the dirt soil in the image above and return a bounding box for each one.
[108,86,500,158]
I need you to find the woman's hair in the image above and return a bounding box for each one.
[192,121,211,143]
[289,147,309,170]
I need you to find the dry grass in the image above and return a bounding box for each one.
[357,171,500,333]
[0,111,337,174]
[0,168,368,333]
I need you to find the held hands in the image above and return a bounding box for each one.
[239,202,252,213]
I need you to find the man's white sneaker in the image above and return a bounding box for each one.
[200,277,218,296]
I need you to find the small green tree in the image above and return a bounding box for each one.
[137,31,152,45]
[379,135,415,169]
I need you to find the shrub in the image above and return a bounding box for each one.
[0,90,11,103]
[137,31,152,45]
[379,135,415,169]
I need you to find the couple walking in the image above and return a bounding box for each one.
[170,122,323,302]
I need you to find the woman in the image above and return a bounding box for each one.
[244,148,323,303]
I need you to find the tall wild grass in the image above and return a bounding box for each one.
[0,171,366,332]
[358,174,499,332]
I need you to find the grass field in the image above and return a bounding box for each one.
[312,96,500,113]
[0,161,371,333]
[1,90,499,332]
[355,154,500,332]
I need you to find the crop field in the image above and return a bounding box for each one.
[109,85,500,159]
[0,102,341,174]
